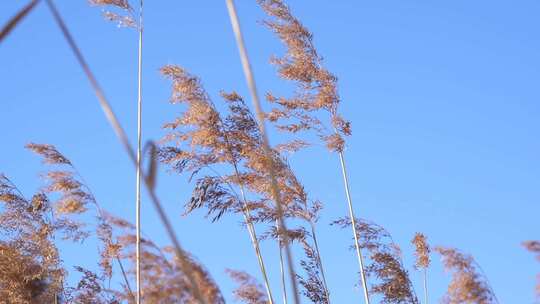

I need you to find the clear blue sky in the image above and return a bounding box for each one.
[1,1,539,303]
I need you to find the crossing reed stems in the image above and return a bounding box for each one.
[225,1,301,303]
[44,1,207,302]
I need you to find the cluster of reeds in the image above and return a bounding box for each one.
[1,0,538,303]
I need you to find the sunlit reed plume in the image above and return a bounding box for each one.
[412,233,430,304]
[255,1,368,302]
[435,247,498,304]
[159,65,275,303]
[26,143,134,299]
[333,218,419,303]
[227,269,269,304]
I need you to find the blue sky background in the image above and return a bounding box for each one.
[1,0,539,303]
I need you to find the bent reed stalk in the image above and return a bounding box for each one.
[225,1,301,303]
[44,1,208,303]
[0,0,40,44]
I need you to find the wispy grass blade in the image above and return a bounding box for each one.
[225,1,300,303]
[44,1,207,303]
[0,0,40,44]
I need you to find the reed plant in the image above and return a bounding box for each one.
[0,1,535,303]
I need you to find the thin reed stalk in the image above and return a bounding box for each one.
[232,164,275,304]
[338,151,370,304]
[212,97,275,304]
[276,220,288,304]
[0,0,39,44]
[423,268,428,304]
[117,255,135,302]
[135,0,143,303]
[307,221,330,302]
[225,1,300,303]
[44,1,207,303]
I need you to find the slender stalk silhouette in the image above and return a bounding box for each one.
[0,0,40,43]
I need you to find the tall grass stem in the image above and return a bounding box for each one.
[423,268,428,304]
[135,0,144,303]
[338,151,370,304]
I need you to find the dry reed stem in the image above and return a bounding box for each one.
[135,0,143,303]
[0,0,40,44]
[225,1,301,304]
[44,1,208,302]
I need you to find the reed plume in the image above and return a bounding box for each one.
[0,175,64,302]
[109,216,225,304]
[26,143,122,281]
[332,217,418,303]
[159,64,332,303]
[159,65,275,302]
[256,1,368,302]
[523,240,540,297]
[0,144,124,302]
[435,247,498,304]
[227,269,269,304]
[88,0,137,28]
[412,233,430,304]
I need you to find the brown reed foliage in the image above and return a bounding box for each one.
[412,233,431,270]
[435,247,498,304]
[257,0,351,152]
[88,0,136,28]
[227,269,268,304]
[26,143,120,280]
[0,174,66,302]
[159,65,309,227]
[332,217,419,303]
[0,176,63,302]
[111,220,225,304]
[2,143,224,303]
[523,240,540,297]
[159,64,331,301]
[5,1,537,303]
